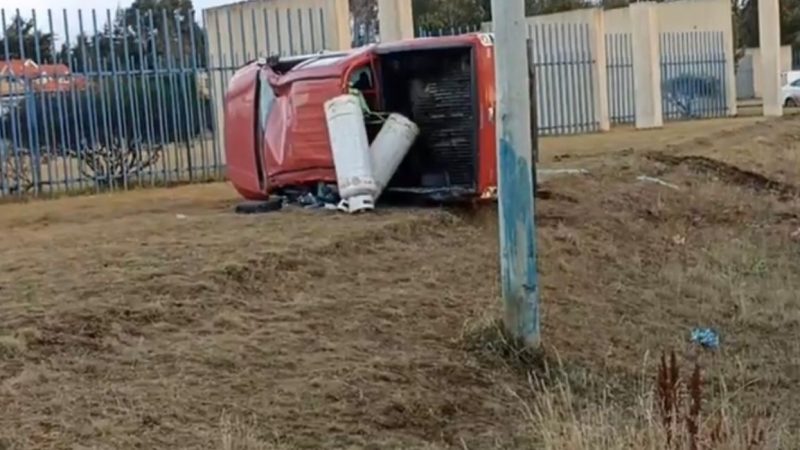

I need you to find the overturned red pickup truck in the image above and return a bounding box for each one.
[224,33,502,202]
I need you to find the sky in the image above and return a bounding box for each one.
[2,0,234,46]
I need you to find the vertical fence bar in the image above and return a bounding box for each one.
[238,6,248,63]
[719,32,728,116]
[616,34,623,122]
[627,34,634,122]
[584,23,597,132]
[107,9,129,190]
[211,10,223,173]
[148,11,169,183]
[121,9,142,187]
[78,10,99,190]
[580,23,591,132]
[580,23,592,132]
[567,23,577,133]
[93,10,114,189]
[212,11,226,174]
[611,33,618,122]
[297,9,306,54]
[319,8,326,49]
[2,10,23,195]
[36,10,58,193]
[620,33,627,122]
[539,24,552,134]
[31,9,54,194]
[711,32,720,116]
[663,32,670,119]
[613,34,620,123]
[573,24,583,133]
[175,10,196,181]
[684,32,693,118]
[554,24,565,134]
[16,9,42,194]
[62,9,81,190]
[162,9,182,181]
[700,31,709,117]
[251,8,260,59]
[263,9,272,56]
[709,32,717,116]
[190,10,209,179]
[308,8,316,52]
[0,10,8,195]
[687,32,696,117]
[286,9,294,56]
[136,9,156,185]
[275,9,283,55]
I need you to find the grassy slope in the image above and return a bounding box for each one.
[1,116,799,449]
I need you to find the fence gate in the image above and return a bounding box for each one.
[660,31,728,120]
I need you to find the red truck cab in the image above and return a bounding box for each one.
[224,33,498,202]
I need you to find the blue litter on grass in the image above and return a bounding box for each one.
[691,328,720,350]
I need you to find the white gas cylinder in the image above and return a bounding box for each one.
[370,113,419,199]
[324,94,378,213]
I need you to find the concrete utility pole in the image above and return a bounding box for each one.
[759,0,783,117]
[491,0,539,348]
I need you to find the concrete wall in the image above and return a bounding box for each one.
[203,0,350,164]
[204,0,350,61]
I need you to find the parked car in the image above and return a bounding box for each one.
[224,33,513,203]
[782,77,800,107]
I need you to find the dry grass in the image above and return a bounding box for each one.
[2,117,800,448]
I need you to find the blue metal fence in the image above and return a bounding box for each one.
[0,7,329,198]
[605,33,635,124]
[660,31,728,120]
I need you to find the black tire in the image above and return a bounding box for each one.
[785,98,798,108]
[234,198,284,214]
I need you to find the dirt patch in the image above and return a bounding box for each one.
[647,152,800,197]
[2,116,800,448]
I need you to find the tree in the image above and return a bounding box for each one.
[58,0,206,72]
[413,0,486,29]
[0,15,56,62]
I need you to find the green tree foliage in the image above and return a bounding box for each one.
[0,16,56,62]
[737,0,800,47]
[413,0,487,29]
[59,0,206,72]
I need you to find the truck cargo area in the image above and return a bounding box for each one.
[378,47,478,201]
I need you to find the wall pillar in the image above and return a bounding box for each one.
[378,0,415,42]
[629,3,662,129]
[590,9,610,131]
[328,0,353,50]
[759,0,782,116]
